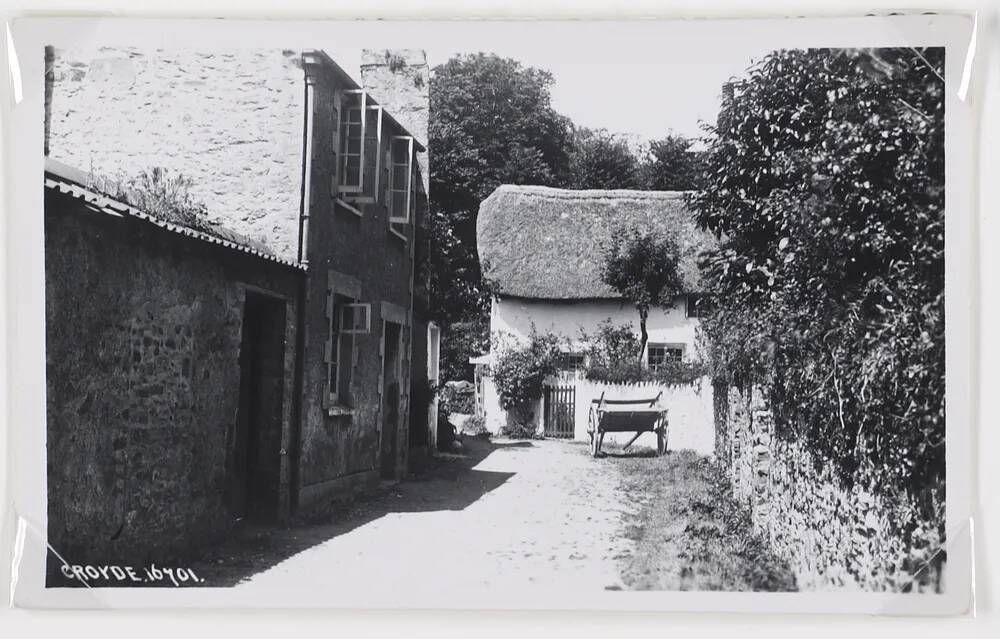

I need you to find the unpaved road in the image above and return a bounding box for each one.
[229,438,638,598]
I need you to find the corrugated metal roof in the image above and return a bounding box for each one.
[44,158,305,270]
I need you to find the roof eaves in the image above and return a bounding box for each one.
[44,164,305,271]
[302,49,426,153]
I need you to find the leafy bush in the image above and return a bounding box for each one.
[689,48,945,500]
[90,167,209,229]
[491,331,562,410]
[499,420,541,440]
[440,318,489,382]
[587,359,707,387]
[580,320,705,385]
[461,415,490,438]
[580,320,640,368]
[439,380,475,415]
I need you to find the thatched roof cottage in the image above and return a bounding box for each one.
[476,185,714,368]
[471,185,717,449]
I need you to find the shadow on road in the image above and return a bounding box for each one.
[189,437,517,586]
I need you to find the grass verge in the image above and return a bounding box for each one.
[612,447,798,591]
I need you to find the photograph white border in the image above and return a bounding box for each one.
[3,13,977,614]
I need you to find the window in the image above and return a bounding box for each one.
[686,294,713,319]
[427,324,441,384]
[389,136,414,224]
[325,287,371,410]
[338,90,367,193]
[557,353,586,374]
[647,343,685,371]
[362,105,383,199]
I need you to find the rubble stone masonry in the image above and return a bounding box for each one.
[717,384,944,592]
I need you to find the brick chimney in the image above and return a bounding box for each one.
[360,49,430,192]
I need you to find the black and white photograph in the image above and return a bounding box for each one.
[3,14,978,614]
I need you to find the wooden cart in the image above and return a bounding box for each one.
[587,391,669,457]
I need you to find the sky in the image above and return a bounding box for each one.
[328,22,775,145]
[421,45,774,143]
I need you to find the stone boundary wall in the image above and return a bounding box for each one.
[717,384,945,592]
[477,373,714,455]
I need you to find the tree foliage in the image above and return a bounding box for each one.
[600,227,685,359]
[689,48,945,498]
[566,127,641,190]
[440,317,490,383]
[642,134,707,191]
[428,53,707,380]
[429,54,573,322]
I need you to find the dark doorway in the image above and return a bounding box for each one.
[230,291,287,523]
[380,320,403,479]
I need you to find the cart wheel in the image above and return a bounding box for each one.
[592,429,601,457]
[656,431,666,456]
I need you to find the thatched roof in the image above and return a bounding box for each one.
[477,185,713,300]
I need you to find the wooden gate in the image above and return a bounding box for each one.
[543,384,576,438]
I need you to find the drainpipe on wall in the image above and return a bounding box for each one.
[289,61,316,514]
[44,45,54,156]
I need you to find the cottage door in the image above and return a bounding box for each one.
[380,320,403,479]
[231,291,286,523]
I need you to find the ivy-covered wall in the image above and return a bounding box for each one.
[716,384,945,592]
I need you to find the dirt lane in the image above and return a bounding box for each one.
[232,439,636,597]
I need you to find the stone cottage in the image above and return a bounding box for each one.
[472,185,716,452]
[43,47,438,577]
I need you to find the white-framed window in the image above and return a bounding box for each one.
[337,90,367,194]
[340,303,372,335]
[326,291,372,410]
[557,352,586,374]
[427,323,441,384]
[647,343,685,371]
[389,136,414,224]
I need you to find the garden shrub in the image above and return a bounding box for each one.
[461,415,490,438]
[440,381,475,414]
[581,319,706,385]
[491,330,562,410]
[499,419,541,440]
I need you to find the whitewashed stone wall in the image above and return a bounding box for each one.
[569,378,714,454]
[48,48,305,263]
[477,373,714,455]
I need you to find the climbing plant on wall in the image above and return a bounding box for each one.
[690,48,945,500]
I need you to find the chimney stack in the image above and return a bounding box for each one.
[360,49,430,192]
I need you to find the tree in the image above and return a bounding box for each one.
[428,54,577,380]
[689,48,944,495]
[566,127,641,189]
[429,54,573,322]
[599,227,685,360]
[641,134,706,190]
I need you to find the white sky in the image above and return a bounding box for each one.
[420,45,773,142]
[327,22,775,143]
